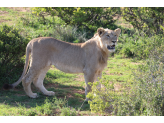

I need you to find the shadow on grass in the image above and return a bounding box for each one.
[0,70,89,111]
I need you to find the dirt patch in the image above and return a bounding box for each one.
[0,10,8,16]
[74,74,84,82]
[44,83,59,89]
[131,62,143,65]
[0,19,8,23]
[105,70,123,76]
[8,7,31,12]
[114,83,122,91]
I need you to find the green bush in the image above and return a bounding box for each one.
[87,78,120,115]
[116,31,164,59]
[122,7,164,35]
[0,25,29,86]
[60,107,77,116]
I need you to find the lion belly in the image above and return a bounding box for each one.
[53,62,83,73]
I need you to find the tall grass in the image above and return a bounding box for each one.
[52,25,87,43]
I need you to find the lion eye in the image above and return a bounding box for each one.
[107,35,110,38]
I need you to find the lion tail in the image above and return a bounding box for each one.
[3,43,31,90]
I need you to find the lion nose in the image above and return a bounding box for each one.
[112,41,116,43]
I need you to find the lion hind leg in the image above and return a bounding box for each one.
[33,66,55,96]
[22,69,38,98]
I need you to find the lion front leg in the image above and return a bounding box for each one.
[95,71,102,90]
[84,71,96,101]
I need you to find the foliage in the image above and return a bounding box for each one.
[52,25,87,43]
[87,81,115,114]
[116,30,164,59]
[113,46,164,116]
[18,14,87,43]
[0,25,29,86]
[122,7,164,35]
[32,7,120,32]
[0,97,77,116]
[60,107,77,116]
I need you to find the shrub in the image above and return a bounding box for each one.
[114,47,164,116]
[87,78,121,115]
[122,7,164,35]
[60,107,77,116]
[116,31,164,59]
[52,25,87,43]
[0,25,29,86]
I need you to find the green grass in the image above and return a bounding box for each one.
[0,7,31,26]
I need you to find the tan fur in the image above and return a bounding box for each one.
[9,27,121,100]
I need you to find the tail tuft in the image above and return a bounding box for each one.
[3,84,13,90]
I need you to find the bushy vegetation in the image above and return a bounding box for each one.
[116,31,164,59]
[122,7,164,35]
[32,7,120,32]
[114,46,164,116]
[0,25,29,86]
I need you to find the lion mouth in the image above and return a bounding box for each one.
[107,45,115,50]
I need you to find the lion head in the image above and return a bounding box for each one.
[97,27,121,53]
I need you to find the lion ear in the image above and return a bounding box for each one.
[114,28,121,37]
[97,27,105,37]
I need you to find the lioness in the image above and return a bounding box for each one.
[3,27,121,100]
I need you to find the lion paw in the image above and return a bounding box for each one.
[44,91,55,96]
[29,93,38,98]
[49,91,55,96]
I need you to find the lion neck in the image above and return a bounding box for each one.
[93,36,109,64]
[94,36,109,54]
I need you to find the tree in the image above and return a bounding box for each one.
[122,7,164,35]
[32,7,121,31]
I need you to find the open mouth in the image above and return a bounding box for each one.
[107,45,115,50]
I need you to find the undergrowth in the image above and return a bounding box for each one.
[0,97,77,116]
